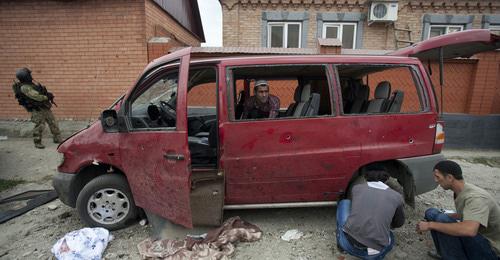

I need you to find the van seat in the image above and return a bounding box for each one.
[387,90,404,113]
[292,83,320,117]
[189,120,217,166]
[285,85,303,117]
[349,84,370,113]
[366,81,391,113]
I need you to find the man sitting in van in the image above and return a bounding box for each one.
[336,169,405,259]
[241,79,280,119]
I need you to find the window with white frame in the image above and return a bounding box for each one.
[428,25,463,38]
[322,23,357,49]
[267,22,301,48]
[489,25,500,35]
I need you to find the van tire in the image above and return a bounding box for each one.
[76,174,138,230]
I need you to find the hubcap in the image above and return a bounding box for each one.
[87,188,130,225]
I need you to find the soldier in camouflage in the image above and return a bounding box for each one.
[13,68,62,149]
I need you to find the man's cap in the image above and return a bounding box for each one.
[434,160,463,179]
[255,79,269,87]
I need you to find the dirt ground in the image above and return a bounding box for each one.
[0,137,499,260]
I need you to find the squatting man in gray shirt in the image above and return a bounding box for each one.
[336,168,405,259]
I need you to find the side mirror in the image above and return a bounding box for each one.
[101,109,119,133]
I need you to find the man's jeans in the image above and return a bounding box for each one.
[425,208,498,260]
[336,199,394,260]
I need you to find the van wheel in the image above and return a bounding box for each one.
[76,174,138,230]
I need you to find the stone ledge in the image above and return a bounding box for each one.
[0,119,92,139]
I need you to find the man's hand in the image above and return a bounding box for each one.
[416,221,431,233]
[417,220,480,237]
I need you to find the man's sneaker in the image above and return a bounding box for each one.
[35,143,45,149]
[427,250,442,259]
[53,136,62,143]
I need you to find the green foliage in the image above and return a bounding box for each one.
[0,178,26,192]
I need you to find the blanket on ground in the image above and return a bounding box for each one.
[138,216,262,259]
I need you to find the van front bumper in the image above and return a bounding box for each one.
[52,172,77,207]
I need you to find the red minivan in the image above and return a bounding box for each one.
[53,30,499,230]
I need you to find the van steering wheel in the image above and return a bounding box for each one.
[159,101,176,122]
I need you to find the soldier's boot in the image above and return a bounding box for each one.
[34,141,45,149]
[53,135,62,143]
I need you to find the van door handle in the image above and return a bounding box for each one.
[164,153,185,161]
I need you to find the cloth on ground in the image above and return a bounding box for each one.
[137,216,262,259]
[51,227,112,260]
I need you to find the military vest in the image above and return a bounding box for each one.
[12,82,47,111]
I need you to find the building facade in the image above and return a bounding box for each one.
[220,0,500,115]
[1,0,204,120]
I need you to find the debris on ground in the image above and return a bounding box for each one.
[281,229,304,241]
[51,227,113,260]
[48,204,59,211]
[137,216,261,259]
[0,190,58,223]
[1,138,499,259]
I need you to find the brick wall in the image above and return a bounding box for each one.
[145,0,201,47]
[0,0,203,120]
[396,3,497,47]
[493,60,500,115]
[220,0,500,115]
[0,0,148,120]
[221,0,499,50]
[145,0,202,62]
[431,60,478,114]
[467,51,500,114]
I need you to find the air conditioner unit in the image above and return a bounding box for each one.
[369,1,398,22]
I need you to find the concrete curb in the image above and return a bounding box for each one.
[0,119,93,138]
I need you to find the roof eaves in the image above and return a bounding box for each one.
[169,47,391,57]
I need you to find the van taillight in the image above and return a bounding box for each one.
[433,122,445,153]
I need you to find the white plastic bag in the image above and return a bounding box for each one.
[51,227,113,260]
[281,229,303,241]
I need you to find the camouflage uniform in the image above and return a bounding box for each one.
[19,83,61,148]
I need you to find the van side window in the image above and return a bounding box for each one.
[338,65,425,114]
[230,65,333,121]
[129,71,179,129]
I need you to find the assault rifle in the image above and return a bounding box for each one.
[35,82,58,107]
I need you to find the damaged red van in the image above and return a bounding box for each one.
[53,30,499,230]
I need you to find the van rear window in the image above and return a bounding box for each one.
[336,65,426,115]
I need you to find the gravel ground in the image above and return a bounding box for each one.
[0,137,499,260]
